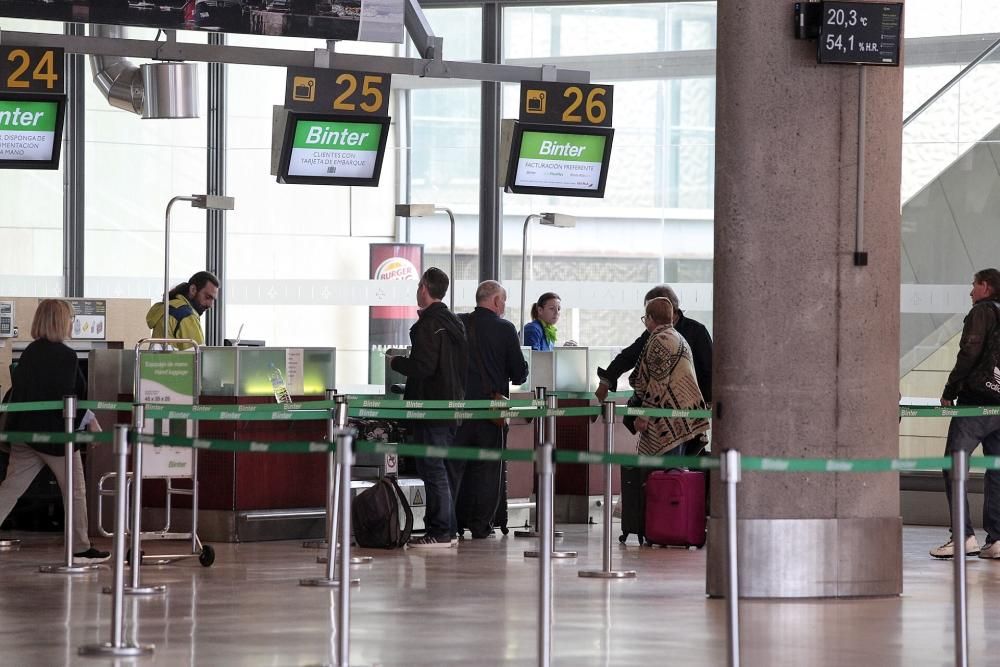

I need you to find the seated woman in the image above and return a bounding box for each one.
[629,297,709,457]
[522,292,562,351]
[0,299,108,563]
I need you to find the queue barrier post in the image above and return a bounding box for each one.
[301,393,361,588]
[536,394,555,667]
[526,393,576,559]
[516,387,562,539]
[952,448,969,667]
[40,395,98,575]
[336,403,357,666]
[579,400,635,580]
[108,404,164,597]
[722,449,742,667]
[78,425,154,658]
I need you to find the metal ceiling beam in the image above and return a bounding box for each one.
[0,29,590,83]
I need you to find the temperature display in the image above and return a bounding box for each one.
[817,1,902,66]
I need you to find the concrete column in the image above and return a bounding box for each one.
[706,1,903,598]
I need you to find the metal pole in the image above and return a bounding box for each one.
[579,400,635,580]
[441,206,456,311]
[536,396,553,667]
[854,65,866,266]
[517,387,554,538]
[526,394,575,559]
[162,195,199,342]
[40,396,95,574]
[191,349,201,554]
[122,404,165,596]
[952,449,969,667]
[519,214,540,344]
[723,449,742,667]
[336,403,355,667]
[301,395,362,587]
[78,426,154,658]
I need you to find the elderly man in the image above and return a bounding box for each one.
[451,281,529,538]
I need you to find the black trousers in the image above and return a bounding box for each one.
[447,420,505,538]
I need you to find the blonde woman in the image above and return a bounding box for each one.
[0,300,108,563]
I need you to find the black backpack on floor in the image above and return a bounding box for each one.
[352,477,413,549]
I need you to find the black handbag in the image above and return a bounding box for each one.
[623,393,642,435]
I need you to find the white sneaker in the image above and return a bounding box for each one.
[929,535,980,559]
[979,541,1000,559]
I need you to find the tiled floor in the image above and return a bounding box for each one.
[0,524,994,666]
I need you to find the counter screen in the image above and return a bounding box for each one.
[506,123,613,198]
[0,96,65,170]
[277,113,390,187]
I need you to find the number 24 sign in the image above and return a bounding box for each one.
[1,46,65,94]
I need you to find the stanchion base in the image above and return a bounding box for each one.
[524,550,577,559]
[0,539,21,549]
[302,540,327,549]
[78,642,154,657]
[102,585,167,596]
[316,555,373,565]
[514,530,564,538]
[38,564,100,574]
[578,570,637,579]
[299,577,361,587]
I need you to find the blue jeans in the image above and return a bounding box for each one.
[942,415,1000,543]
[412,422,457,539]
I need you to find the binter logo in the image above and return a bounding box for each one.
[374,257,418,282]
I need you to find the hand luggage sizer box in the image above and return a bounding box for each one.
[644,469,706,548]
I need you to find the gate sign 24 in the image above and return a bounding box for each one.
[1,46,65,94]
[817,1,902,66]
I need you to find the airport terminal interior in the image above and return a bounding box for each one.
[3,0,1000,665]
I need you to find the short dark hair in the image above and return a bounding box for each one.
[168,270,220,300]
[421,267,449,300]
[644,285,678,308]
[974,269,1000,298]
[531,292,560,320]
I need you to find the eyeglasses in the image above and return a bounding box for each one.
[640,315,648,324]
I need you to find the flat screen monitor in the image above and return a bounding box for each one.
[505,122,614,198]
[224,339,266,347]
[277,112,390,187]
[0,94,65,170]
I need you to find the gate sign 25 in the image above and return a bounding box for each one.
[285,67,391,116]
[519,81,613,127]
[1,46,65,94]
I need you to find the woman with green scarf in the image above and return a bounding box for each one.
[522,292,562,350]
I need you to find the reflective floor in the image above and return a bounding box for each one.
[0,524,994,666]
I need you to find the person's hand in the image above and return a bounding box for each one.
[564,340,578,347]
[595,382,609,404]
[941,398,954,407]
[87,419,102,433]
[635,416,649,433]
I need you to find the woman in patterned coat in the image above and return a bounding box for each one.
[629,297,710,457]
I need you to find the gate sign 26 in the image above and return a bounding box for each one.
[1,46,65,94]
[519,81,613,127]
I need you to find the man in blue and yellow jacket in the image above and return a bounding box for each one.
[144,271,219,349]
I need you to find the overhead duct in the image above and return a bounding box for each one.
[89,25,199,119]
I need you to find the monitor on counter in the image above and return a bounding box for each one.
[224,339,266,347]
[277,112,391,187]
[0,94,66,170]
[504,122,614,198]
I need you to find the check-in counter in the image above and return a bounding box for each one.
[507,346,634,523]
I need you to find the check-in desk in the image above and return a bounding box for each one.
[507,347,633,524]
[89,346,336,543]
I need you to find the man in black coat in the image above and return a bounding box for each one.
[389,268,468,549]
[451,281,529,538]
[596,285,713,405]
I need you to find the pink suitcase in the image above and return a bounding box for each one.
[643,469,706,548]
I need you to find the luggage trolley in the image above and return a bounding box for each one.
[97,339,215,567]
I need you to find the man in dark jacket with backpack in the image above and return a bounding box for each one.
[451,281,528,538]
[930,268,1000,560]
[389,268,468,549]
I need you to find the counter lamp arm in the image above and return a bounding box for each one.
[519,213,543,346]
[162,194,236,344]
[437,206,456,311]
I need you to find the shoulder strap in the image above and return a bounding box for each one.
[168,303,195,338]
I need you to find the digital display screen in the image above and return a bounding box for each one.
[277,112,390,187]
[0,95,65,170]
[506,123,614,198]
[817,1,902,66]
